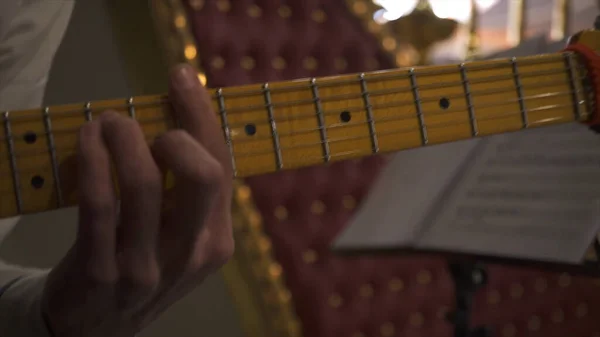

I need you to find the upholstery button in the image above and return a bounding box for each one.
[417,270,432,285]
[274,205,288,220]
[366,58,380,70]
[328,293,343,308]
[558,273,571,287]
[216,0,231,12]
[302,249,318,264]
[236,185,252,200]
[241,56,256,70]
[527,316,541,331]
[359,284,374,298]
[210,56,225,69]
[303,57,318,71]
[272,57,287,70]
[551,309,564,323]
[174,15,187,29]
[534,277,548,293]
[342,195,356,209]
[487,289,501,304]
[352,1,368,14]
[247,212,263,231]
[189,0,204,10]
[502,323,516,337]
[509,283,524,299]
[382,37,397,51]
[410,312,424,327]
[380,322,395,337]
[247,4,262,18]
[311,9,327,23]
[278,5,291,18]
[311,200,326,214]
[388,278,404,292]
[576,302,589,317]
[184,45,197,60]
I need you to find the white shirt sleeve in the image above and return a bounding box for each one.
[0,1,75,336]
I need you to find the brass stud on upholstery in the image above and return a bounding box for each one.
[216,0,231,12]
[311,9,327,23]
[174,15,187,28]
[410,312,424,327]
[328,293,343,308]
[197,73,207,86]
[184,45,197,60]
[502,323,516,337]
[302,249,317,264]
[417,270,432,285]
[241,56,255,70]
[576,302,589,317]
[380,322,395,337]
[268,263,282,278]
[527,316,541,331]
[382,37,396,51]
[303,57,318,70]
[274,205,288,220]
[534,278,548,293]
[353,1,368,14]
[487,290,501,304]
[311,200,325,214]
[278,5,291,18]
[552,309,564,323]
[342,195,356,209]
[558,273,571,287]
[189,0,204,10]
[210,56,225,69]
[388,278,404,292]
[272,57,287,70]
[509,283,524,299]
[359,284,374,298]
[247,4,262,18]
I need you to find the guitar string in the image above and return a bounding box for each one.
[0,85,584,164]
[0,98,586,186]
[0,67,586,145]
[0,57,586,125]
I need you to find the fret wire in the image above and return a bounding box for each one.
[127,97,136,120]
[43,107,64,207]
[262,83,283,170]
[3,111,22,213]
[359,73,379,154]
[511,57,529,128]
[459,63,479,136]
[409,68,428,145]
[310,78,331,163]
[84,102,92,121]
[216,88,237,177]
[563,53,583,121]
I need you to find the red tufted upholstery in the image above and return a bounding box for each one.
[182,1,600,337]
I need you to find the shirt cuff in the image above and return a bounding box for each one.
[0,270,52,337]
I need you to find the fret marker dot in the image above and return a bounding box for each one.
[439,97,451,109]
[31,175,44,189]
[340,111,351,123]
[245,124,257,136]
[23,131,37,144]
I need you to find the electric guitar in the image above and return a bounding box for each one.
[2,26,600,220]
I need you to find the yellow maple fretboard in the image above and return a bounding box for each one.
[0,52,592,218]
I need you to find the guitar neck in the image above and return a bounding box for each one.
[0,52,593,218]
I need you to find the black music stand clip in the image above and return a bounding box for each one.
[447,262,493,337]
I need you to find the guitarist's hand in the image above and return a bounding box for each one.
[41,64,234,337]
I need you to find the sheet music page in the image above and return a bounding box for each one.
[417,123,600,264]
[334,139,480,250]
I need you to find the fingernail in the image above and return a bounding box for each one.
[173,64,198,89]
